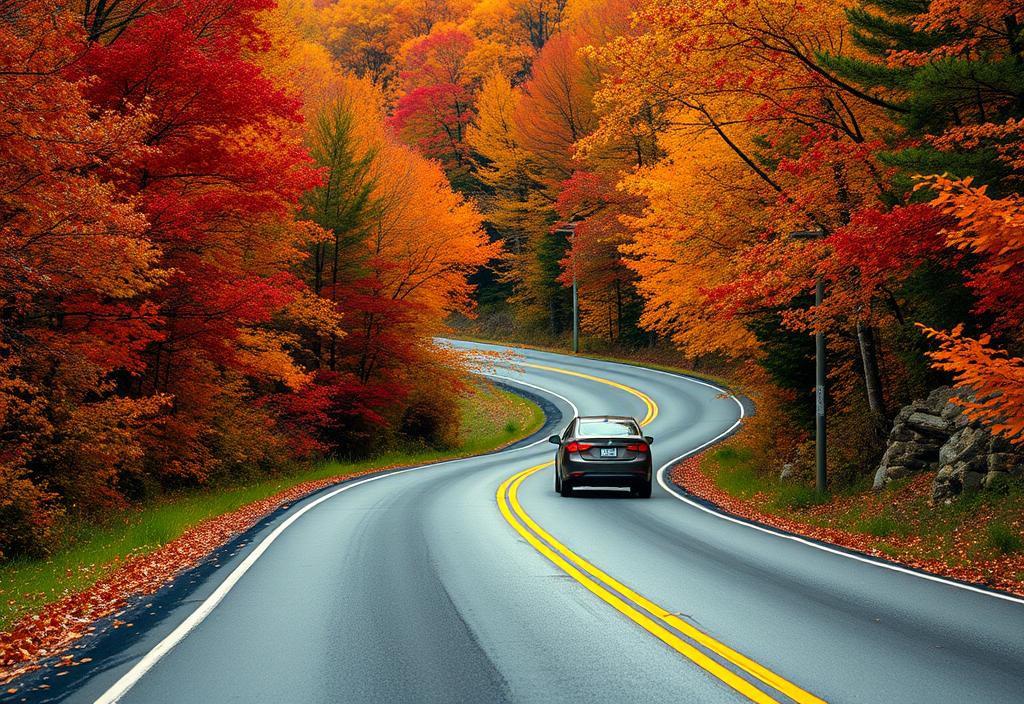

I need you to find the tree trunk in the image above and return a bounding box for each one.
[832,156,886,424]
[857,321,886,418]
[615,278,623,342]
[313,242,324,365]
[330,229,340,370]
[549,296,561,336]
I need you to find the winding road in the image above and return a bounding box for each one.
[12,342,1024,704]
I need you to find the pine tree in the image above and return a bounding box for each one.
[821,0,1024,190]
[305,97,382,370]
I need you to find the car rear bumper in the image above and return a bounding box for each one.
[563,458,651,486]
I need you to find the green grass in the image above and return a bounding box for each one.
[455,384,545,455]
[0,385,544,632]
[987,521,1023,555]
[855,515,904,538]
[769,484,831,511]
[872,541,901,559]
[703,445,832,512]
[708,447,762,499]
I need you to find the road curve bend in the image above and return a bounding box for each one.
[10,342,1024,704]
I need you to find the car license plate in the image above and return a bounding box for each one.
[600,448,617,457]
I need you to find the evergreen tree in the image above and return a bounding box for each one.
[304,98,381,369]
[820,0,1024,192]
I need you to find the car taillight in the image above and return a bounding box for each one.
[626,443,649,452]
[565,442,593,453]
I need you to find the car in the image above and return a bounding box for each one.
[548,415,654,498]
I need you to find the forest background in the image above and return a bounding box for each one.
[2,0,1023,560]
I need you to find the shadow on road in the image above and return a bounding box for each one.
[566,488,635,500]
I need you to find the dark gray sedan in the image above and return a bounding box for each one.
[549,415,654,498]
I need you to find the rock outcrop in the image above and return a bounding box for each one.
[872,387,1022,502]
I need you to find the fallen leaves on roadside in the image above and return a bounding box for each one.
[671,454,1024,597]
[0,466,399,684]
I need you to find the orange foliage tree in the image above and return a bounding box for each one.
[464,0,649,340]
[0,0,500,557]
[582,0,941,431]
[920,177,1024,444]
[302,76,501,448]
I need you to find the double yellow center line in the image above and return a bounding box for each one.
[497,364,824,704]
[521,362,659,426]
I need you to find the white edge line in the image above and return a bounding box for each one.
[92,379,567,704]
[97,351,1022,702]
[642,367,1024,607]
[93,463,438,703]
[476,343,1024,607]
[97,367,574,703]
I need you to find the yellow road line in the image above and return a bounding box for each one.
[521,362,658,425]
[497,362,825,703]
[503,464,826,704]
[497,467,780,704]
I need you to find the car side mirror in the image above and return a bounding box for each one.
[644,436,654,445]
[548,435,562,445]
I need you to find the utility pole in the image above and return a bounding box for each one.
[572,262,579,354]
[790,228,828,494]
[813,275,826,494]
[556,222,579,353]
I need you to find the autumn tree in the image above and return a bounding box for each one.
[468,69,543,252]
[467,0,569,51]
[555,171,648,344]
[392,26,482,188]
[0,0,165,554]
[304,77,502,449]
[399,0,476,35]
[0,0,504,558]
[584,0,922,425]
[317,0,408,88]
[818,0,1024,428]
[528,0,648,344]
[920,176,1024,445]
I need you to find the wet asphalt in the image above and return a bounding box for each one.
[7,342,1024,704]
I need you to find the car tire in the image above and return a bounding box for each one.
[634,480,652,499]
[555,469,562,493]
[559,478,573,497]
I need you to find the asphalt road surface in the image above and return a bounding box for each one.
[10,342,1024,704]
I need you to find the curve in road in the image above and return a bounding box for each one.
[8,341,1024,704]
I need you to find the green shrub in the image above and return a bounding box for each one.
[771,483,829,511]
[857,515,900,538]
[987,522,1023,555]
[713,445,751,467]
[708,449,762,499]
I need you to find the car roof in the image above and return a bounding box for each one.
[577,415,637,422]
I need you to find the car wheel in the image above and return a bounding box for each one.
[559,478,573,497]
[554,469,562,493]
[634,480,652,499]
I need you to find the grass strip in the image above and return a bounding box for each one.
[0,385,543,633]
[690,445,1024,590]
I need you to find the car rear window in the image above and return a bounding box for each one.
[578,419,639,437]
